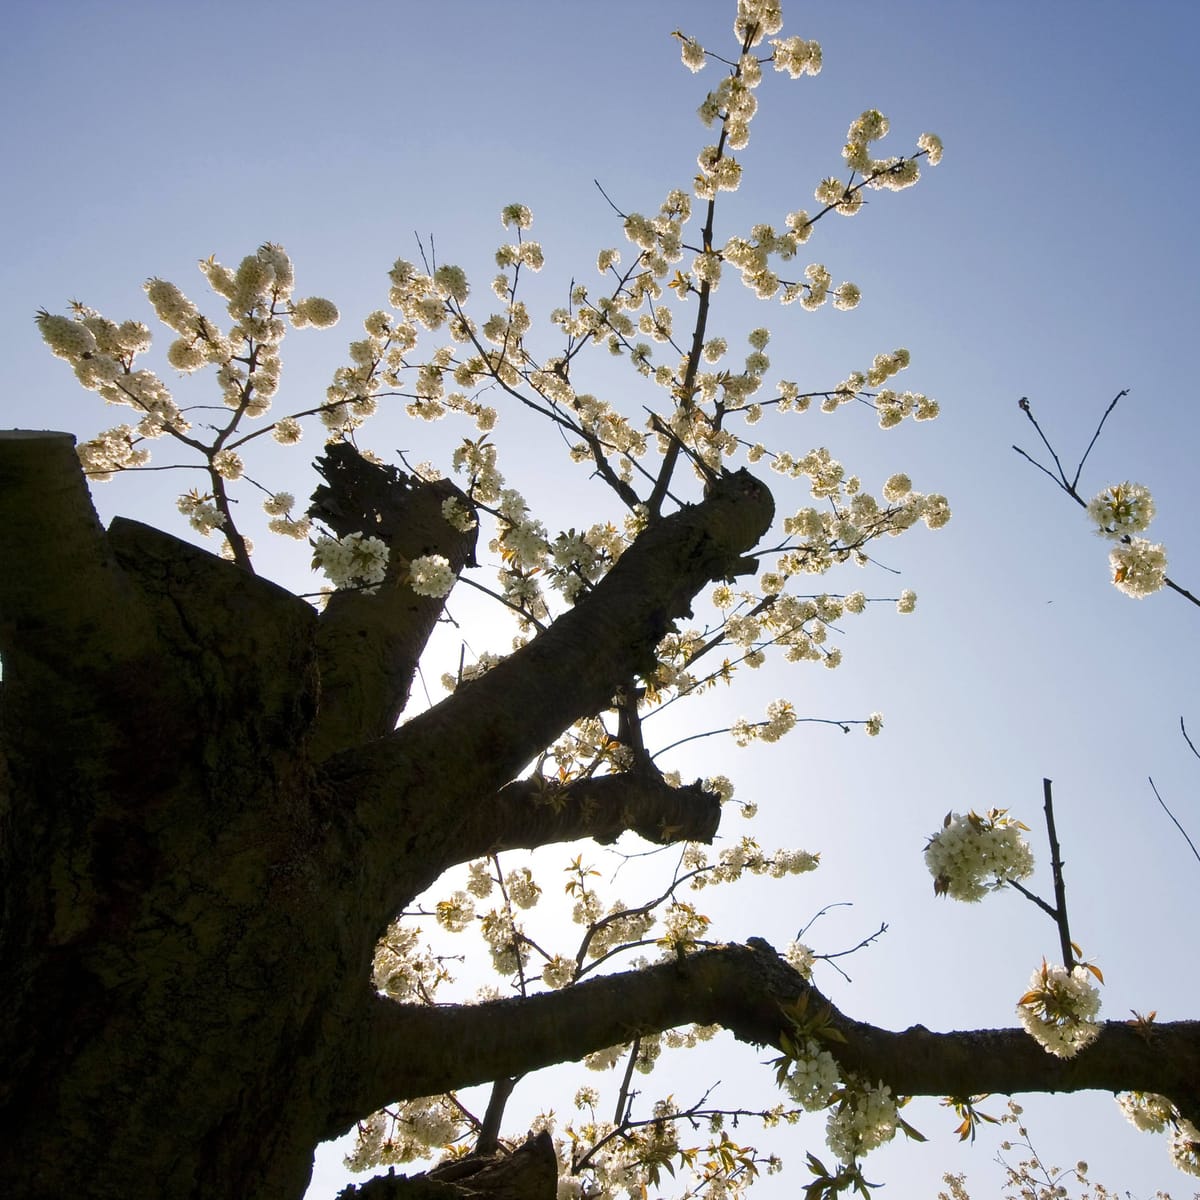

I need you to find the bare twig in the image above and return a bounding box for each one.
[815,921,889,985]
[1149,776,1200,867]
[1016,397,1075,493]
[613,1037,641,1126]
[1182,717,1200,763]
[1005,878,1058,922]
[1165,577,1200,607]
[1041,779,1076,969]
[1071,389,1128,489]
[1005,779,1075,968]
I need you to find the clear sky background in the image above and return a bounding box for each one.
[4,3,1199,1197]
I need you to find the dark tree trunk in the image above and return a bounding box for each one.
[0,432,773,1199]
[2,432,1197,1200]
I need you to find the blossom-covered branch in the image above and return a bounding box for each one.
[332,939,1200,1143]
[1014,393,1198,605]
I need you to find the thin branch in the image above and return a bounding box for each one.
[1182,717,1200,763]
[1006,878,1058,922]
[814,921,889,984]
[208,469,253,572]
[1071,389,1129,489]
[794,902,853,942]
[1164,577,1200,607]
[593,179,627,220]
[1015,398,1074,493]
[1011,443,1072,494]
[1014,393,1199,608]
[1149,776,1200,867]
[1041,779,1076,969]
[613,1037,641,1127]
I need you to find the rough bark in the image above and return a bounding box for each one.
[2,431,1197,1200]
[0,433,773,1200]
[306,445,478,762]
[339,940,1200,1134]
[447,772,723,867]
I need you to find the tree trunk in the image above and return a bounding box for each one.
[0,432,773,1199]
[3,432,1197,1200]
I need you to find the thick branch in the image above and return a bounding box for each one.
[331,469,772,930]
[308,444,478,760]
[330,941,1200,1138]
[105,517,320,760]
[0,431,161,724]
[445,772,721,867]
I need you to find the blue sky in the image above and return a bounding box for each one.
[4,3,1199,1197]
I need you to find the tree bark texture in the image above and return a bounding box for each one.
[0,431,1196,1200]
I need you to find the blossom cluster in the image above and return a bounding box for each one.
[261,492,311,540]
[1087,482,1167,598]
[74,424,150,481]
[825,1081,900,1163]
[344,1097,466,1171]
[923,809,1035,902]
[408,554,455,599]
[684,836,820,889]
[1116,1090,1176,1134]
[176,490,226,537]
[1016,961,1102,1058]
[39,245,339,469]
[311,532,390,592]
[1170,1119,1200,1177]
[37,245,352,568]
[1116,1093,1200,1178]
[1108,536,1168,599]
[371,920,449,1003]
[783,940,815,978]
[782,1038,839,1110]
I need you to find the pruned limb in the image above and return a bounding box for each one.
[308,443,478,759]
[336,1131,558,1200]
[0,431,162,729]
[331,941,1200,1142]
[106,517,320,757]
[444,772,721,869]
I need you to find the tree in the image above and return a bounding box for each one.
[3,4,1199,1199]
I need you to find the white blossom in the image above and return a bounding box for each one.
[1116,1091,1175,1134]
[408,554,455,599]
[1017,962,1102,1058]
[291,296,340,328]
[825,1082,899,1162]
[783,1038,838,1110]
[1109,537,1167,597]
[924,809,1034,901]
[1088,481,1156,539]
[312,532,389,591]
